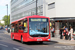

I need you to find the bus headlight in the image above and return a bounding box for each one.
[29,36,33,39]
[48,39,50,41]
[46,36,49,39]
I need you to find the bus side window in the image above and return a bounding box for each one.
[14,24,18,32]
[24,18,28,33]
[19,22,24,30]
[11,24,14,32]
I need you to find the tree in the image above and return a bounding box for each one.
[2,15,10,25]
[0,23,4,26]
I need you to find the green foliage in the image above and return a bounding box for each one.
[2,15,10,25]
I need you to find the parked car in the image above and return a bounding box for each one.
[0,26,3,30]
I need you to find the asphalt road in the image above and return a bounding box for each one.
[0,29,75,50]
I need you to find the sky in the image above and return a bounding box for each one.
[0,0,11,20]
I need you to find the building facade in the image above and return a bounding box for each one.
[11,0,44,23]
[44,0,75,38]
[11,0,75,38]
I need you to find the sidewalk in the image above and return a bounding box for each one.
[51,37,75,45]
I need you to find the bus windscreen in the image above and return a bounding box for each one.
[29,18,49,37]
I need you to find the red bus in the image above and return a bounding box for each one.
[11,15,51,43]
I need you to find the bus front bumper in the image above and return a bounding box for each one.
[25,36,51,42]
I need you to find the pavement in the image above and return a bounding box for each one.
[4,30,75,45]
[51,37,75,45]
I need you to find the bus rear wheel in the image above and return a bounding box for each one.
[21,37,24,44]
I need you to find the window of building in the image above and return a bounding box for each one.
[11,5,43,22]
[11,0,36,13]
[19,0,33,8]
[48,2,55,9]
[38,7,40,13]
[24,12,26,16]
[22,12,25,17]
[25,11,29,16]
[20,13,23,17]
[11,0,18,5]
[28,10,31,16]
[31,8,36,15]
[40,5,43,12]
[37,5,43,15]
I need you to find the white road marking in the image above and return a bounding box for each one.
[0,44,8,47]
[42,45,49,46]
[13,47,20,50]
[54,46,61,49]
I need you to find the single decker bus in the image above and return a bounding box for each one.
[11,15,51,44]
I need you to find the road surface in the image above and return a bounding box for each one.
[0,29,75,50]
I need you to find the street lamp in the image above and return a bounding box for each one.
[6,4,8,29]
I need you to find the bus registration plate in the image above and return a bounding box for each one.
[37,39,42,41]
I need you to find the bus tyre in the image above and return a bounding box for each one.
[21,37,24,44]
